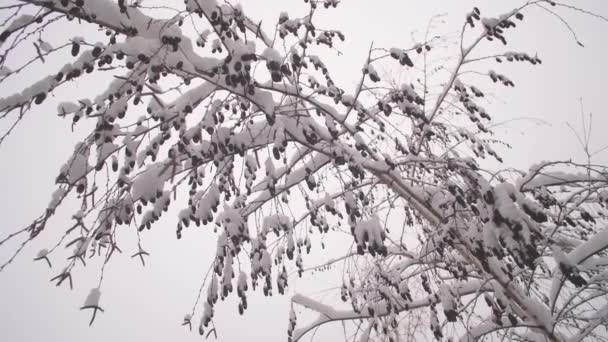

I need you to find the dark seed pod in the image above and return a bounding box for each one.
[92,46,102,58]
[399,53,414,67]
[71,41,80,57]
[34,92,46,105]
[271,72,282,82]
[280,64,292,76]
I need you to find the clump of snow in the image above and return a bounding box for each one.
[83,288,101,307]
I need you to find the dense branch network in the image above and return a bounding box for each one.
[1,1,608,341]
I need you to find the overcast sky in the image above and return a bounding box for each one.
[1,1,607,341]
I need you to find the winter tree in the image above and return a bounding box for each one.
[1,0,608,341]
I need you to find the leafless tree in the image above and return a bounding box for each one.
[1,1,608,341]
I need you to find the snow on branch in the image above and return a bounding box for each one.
[0,1,607,341]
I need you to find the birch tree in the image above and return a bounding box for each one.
[1,1,608,341]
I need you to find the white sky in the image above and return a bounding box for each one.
[0,1,607,341]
